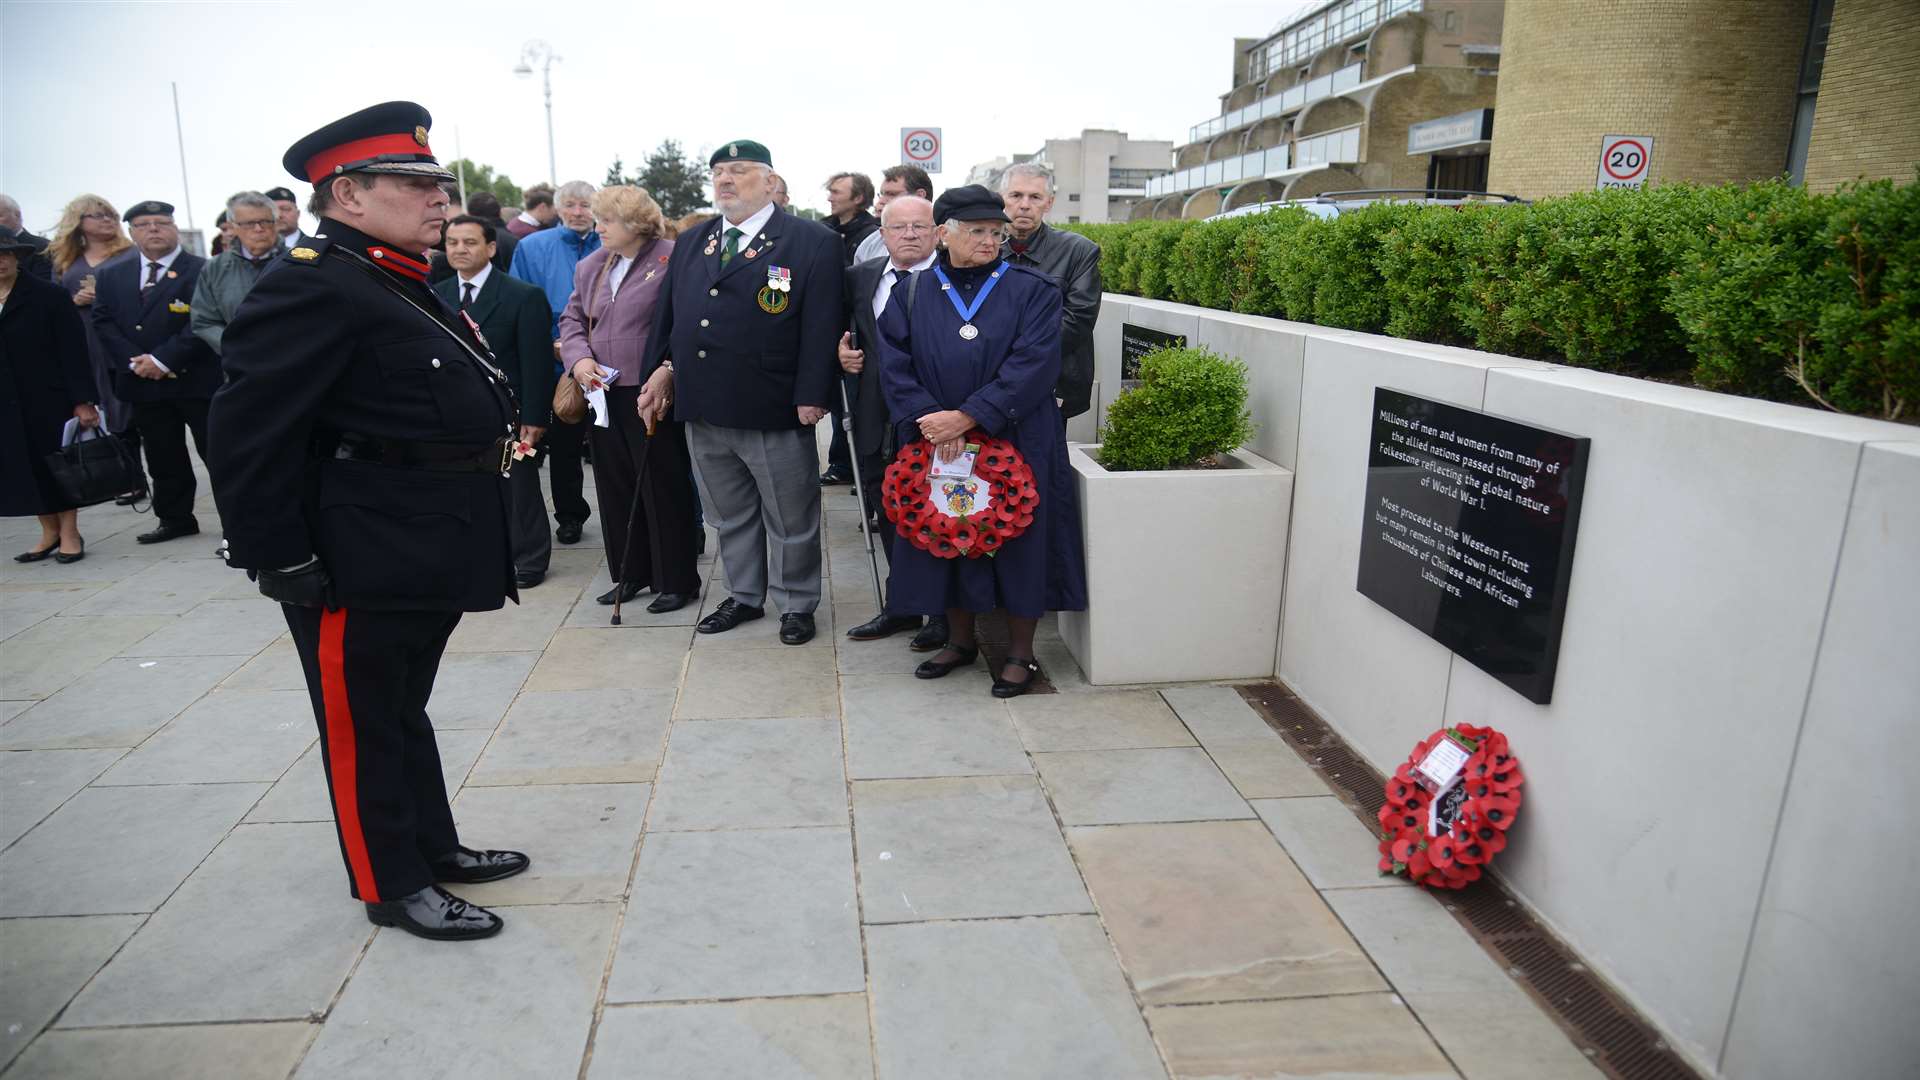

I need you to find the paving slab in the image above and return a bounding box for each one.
[524,627,687,690]
[1324,885,1522,994]
[852,775,1091,923]
[117,598,286,658]
[648,717,845,830]
[865,915,1165,1080]
[451,783,650,905]
[92,688,313,786]
[587,996,872,1080]
[6,1022,315,1080]
[1405,986,1603,1080]
[426,651,539,728]
[1068,820,1384,1005]
[1253,795,1411,890]
[218,638,306,690]
[468,687,671,786]
[1008,689,1197,751]
[60,822,372,1026]
[295,903,616,1080]
[1160,685,1330,797]
[0,915,144,1070]
[0,748,125,850]
[59,556,236,616]
[0,615,174,701]
[0,782,266,916]
[843,672,1031,778]
[832,631,929,675]
[677,646,839,720]
[1033,747,1253,825]
[1146,995,1456,1080]
[0,654,246,750]
[445,596,572,652]
[245,728,489,824]
[0,582,105,645]
[608,827,863,1003]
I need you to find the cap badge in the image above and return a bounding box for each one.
[290,247,318,261]
[413,125,430,147]
[727,144,738,158]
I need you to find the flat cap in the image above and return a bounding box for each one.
[709,140,772,168]
[122,200,176,222]
[931,185,1009,224]
[283,101,455,186]
[263,187,298,203]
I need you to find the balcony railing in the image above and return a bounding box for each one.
[1188,61,1363,144]
[1142,124,1363,201]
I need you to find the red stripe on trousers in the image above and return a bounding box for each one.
[319,609,380,902]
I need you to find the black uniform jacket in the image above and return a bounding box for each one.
[208,218,518,613]
[843,255,896,458]
[433,268,555,427]
[91,251,217,404]
[641,205,843,431]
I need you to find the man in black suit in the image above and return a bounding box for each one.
[435,214,555,588]
[426,192,517,284]
[0,193,53,281]
[90,200,216,544]
[208,101,528,941]
[639,139,843,645]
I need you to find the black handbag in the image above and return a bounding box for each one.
[44,425,141,508]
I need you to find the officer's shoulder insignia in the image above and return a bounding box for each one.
[289,247,319,261]
[413,125,429,147]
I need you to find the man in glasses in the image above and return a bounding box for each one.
[853,164,934,264]
[191,191,286,355]
[999,163,1101,419]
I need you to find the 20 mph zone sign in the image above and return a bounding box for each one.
[1596,135,1653,190]
[901,128,942,175]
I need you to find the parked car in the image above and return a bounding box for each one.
[1207,189,1528,221]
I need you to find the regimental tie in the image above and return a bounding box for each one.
[143,261,162,290]
[462,282,476,310]
[720,227,743,266]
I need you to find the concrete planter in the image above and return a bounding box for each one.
[1059,444,1293,685]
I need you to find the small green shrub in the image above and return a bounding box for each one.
[1098,346,1255,472]
[1132,220,1193,300]
[1806,176,1920,419]
[1374,205,1480,344]
[1231,207,1314,315]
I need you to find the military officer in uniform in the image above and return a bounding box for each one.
[207,102,530,941]
[639,139,843,645]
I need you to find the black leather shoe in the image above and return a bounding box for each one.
[515,570,544,589]
[779,612,816,645]
[114,489,147,506]
[365,885,503,941]
[909,616,950,653]
[697,598,764,634]
[137,521,199,545]
[430,845,530,884]
[54,544,85,565]
[847,613,922,641]
[14,541,58,563]
[915,642,979,679]
[555,522,584,544]
[992,656,1042,699]
[820,467,853,486]
[597,582,645,605]
[646,590,696,614]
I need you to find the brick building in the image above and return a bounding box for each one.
[1800,0,1920,192]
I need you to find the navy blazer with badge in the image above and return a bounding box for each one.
[90,251,216,403]
[641,206,843,429]
[208,219,518,613]
[432,268,555,426]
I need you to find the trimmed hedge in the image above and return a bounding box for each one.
[1069,176,1919,421]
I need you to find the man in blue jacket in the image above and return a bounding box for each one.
[507,180,599,544]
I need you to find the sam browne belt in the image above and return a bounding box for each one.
[322,432,515,476]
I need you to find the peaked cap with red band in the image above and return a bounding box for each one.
[283,100,455,186]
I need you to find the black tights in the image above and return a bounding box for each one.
[935,608,1038,685]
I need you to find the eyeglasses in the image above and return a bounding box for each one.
[950,224,1009,243]
[883,223,933,235]
[232,219,276,231]
[81,212,114,221]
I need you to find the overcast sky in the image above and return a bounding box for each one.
[0,0,1317,236]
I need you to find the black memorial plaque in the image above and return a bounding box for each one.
[1356,387,1590,704]
[1120,323,1187,382]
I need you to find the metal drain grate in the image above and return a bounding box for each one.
[1237,683,1703,1080]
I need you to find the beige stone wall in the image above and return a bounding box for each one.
[1362,67,1499,191]
[1488,0,1808,199]
[1802,0,1920,191]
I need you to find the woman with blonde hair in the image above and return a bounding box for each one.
[559,185,701,611]
[50,194,145,501]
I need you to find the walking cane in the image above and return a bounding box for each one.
[842,378,886,610]
[610,410,656,626]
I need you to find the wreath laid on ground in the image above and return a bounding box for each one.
[1375,723,1525,890]
[881,432,1039,560]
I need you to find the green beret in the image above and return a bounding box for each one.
[709,140,772,168]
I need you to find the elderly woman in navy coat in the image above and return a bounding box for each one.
[1,235,101,563]
[874,185,1087,697]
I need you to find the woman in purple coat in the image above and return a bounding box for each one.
[560,186,701,612]
[875,186,1088,698]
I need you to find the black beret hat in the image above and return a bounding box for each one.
[263,187,297,203]
[123,200,175,222]
[0,234,40,256]
[709,139,772,168]
[282,101,454,186]
[931,185,1009,224]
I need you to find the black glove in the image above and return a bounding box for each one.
[252,558,337,609]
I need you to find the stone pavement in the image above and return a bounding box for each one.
[0,459,1603,1080]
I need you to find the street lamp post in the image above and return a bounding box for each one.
[513,40,561,183]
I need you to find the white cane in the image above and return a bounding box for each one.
[841,378,886,610]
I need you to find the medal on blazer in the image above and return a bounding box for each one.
[766,265,791,293]
[932,261,1007,341]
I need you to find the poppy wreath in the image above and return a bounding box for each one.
[881,431,1039,559]
[1375,723,1525,890]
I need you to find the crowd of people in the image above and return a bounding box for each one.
[1,101,1104,939]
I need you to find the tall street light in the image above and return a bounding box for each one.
[513,40,560,183]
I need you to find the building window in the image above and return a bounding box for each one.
[1786,0,1834,184]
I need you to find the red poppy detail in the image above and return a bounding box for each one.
[882,433,1038,560]
[1376,724,1524,891]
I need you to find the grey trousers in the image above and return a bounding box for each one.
[508,452,551,576]
[684,421,822,614]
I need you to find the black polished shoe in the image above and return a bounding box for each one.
[54,543,85,565]
[909,616,950,653]
[779,612,816,645]
[597,581,645,605]
[991,656,1042,699]
[915,642,979,679]
[430,845,531,884]
[136,521,199,545]
[646,590,696,614]
[515,570,545,589]
[365,885,503,941]
[696,598,764,634]
[820,467,853,486]
[14,541,58,563]
[555,521,584,545]
[846,613,922,641]
[114,489,148,507]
